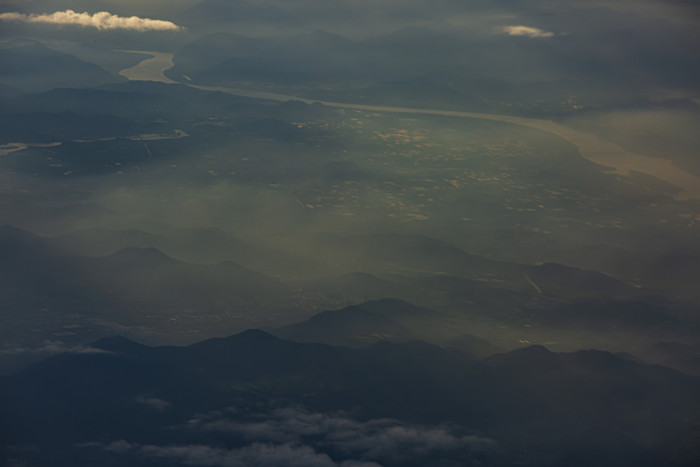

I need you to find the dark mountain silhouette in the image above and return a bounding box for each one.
[3,81,256,124]
[524,262,632,298]
[273,298,454,346]
[634,341,700,376]
[0,227,284,298]
[553,243,700,302]
[642,250,700,300]
[0,42,118,92]
[298,272,419,303]
[0,226,290,334]
[0,111,142,143]
[51,226,325,278]
[105,246,177,264]
[0,82,24,98]
[520,299,682,332]
[1,330,698,466]
[354,298,443,321]
[443,333,505,358]
[79,247,287,304]
[0,224,58,258]
[0,225,78,288]
[274,305,415,346]
[0,197,116,233]
[50,228,162,256]
[317,233,639,300]
[90,335,153,356]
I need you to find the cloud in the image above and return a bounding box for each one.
[140,443,359,467]
[135,395,172,411]
[0,10,182,31]
[0,340,110,356]
[188,407,497,464]
[104,440,135,453]
[87,441,372,467]
[496,25,555,38]
[83,407,498,466]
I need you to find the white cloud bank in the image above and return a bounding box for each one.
[0,10,182,31]
[497,25,555,38]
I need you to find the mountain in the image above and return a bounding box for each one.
[0,224,58,258]
[0,111,142,143]
[0,224,76,286]
[358,297,443,321]
[273,298,456,346]
[3,81,257,123]
[0,82,23,98]
[42,41,151,76]
[297,272,419,303]
[0,196,116,233]
[0,226,291,357]
[0,42,118,93]
[443,333,505,358]
[551,243,700,302]
[642,250,700,301]
[520,299,682,333]
[1,330,698,466]
[273,304,415,346]
[351,298,457,340]
[634,342,700,376]
[80,247,288,304]
[172,30,359,85]
[315,232,509,276]
[316,233,640,300]
[524,262,634,298]
[50,226,326,278]
[50,228,162,257]
[0,227,285,302]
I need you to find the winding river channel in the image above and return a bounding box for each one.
[118,51,700,199]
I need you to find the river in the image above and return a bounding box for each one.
[118,50,177,84]
[117,51,700,199]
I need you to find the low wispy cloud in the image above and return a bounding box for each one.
[134,395,172,411]
[0,10,182,31]
[188,407,497,465]
[87,440,372,467]
[82,407,498,466]
[141,443,357,467]
[497,25,555,38]
[0,340,109,356]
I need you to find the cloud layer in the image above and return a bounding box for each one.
[191,407,495,463]
[0,340,109,356]
[83,407,497,466]
[497,25,555,38]
[0,10,182,31]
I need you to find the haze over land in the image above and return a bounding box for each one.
[1,0,700,466]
